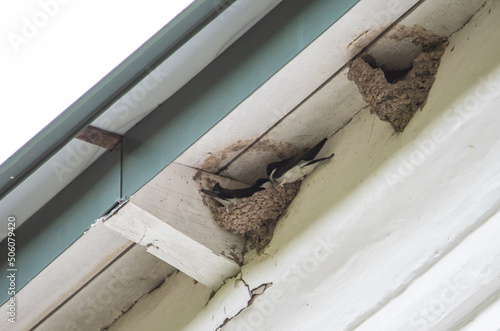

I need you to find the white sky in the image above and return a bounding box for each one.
[0,0,194,166]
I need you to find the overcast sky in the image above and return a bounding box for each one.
[0,0,194,165]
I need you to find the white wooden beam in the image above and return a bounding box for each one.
[104,162,246,290]
[35,245,175,331]
[214,2,500,329]
[222,67,362,183]
[107,270,214,331]
[105,203,240,290]
[0,220,133,331]
[220,0,486,184]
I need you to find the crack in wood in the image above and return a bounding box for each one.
[215,277,273,330]
[348,30,369,49]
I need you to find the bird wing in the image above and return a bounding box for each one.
[200,188,229,200]
[215,184,265,198]
[267,138,329,180]
[301,137,328,161]
[266,157,292,177]
[301,153,334,168]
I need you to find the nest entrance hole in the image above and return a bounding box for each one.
[362,54,413,84]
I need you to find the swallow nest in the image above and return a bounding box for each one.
[208,182,301,252]
[347,25,447,132]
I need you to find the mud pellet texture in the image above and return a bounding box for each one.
[210,182,301,252]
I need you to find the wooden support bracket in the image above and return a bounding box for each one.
[104,162,246,290]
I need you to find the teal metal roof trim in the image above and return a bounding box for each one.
[122,0,360,196]
[1,147,121,304]
[0,0,360,306]
[0,0,236,202]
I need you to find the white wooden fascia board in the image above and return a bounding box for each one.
[222,2,500,330]
[105,202,240,290]
[224,73,500,330]
[0,220,132,331]
[107,270,213,331]
[174,0,421,171]
[222,0,487,183]
[104,161,247,290]
[222,67,363,183]
[364,0,486,71]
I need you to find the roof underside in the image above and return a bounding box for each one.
[1,0,495,329]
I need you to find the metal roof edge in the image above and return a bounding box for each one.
[0,0,237,202]
[0,146,122,305]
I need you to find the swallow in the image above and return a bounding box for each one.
[267,137,334,186]
[201,178,271,206]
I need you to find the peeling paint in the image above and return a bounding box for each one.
[215,278,273,331]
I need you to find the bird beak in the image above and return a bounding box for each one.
[269,168,276,182]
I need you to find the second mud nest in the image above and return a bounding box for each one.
[348,25,448,132]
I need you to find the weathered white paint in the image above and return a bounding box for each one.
[461,294,500,330]
[364,0,485,72]
[107,270,213,331]
[355,211,500,330]
[183,276,251,331]
[174,0,422,172]
[222,68,364,183]
[36,245,175,331]
[0,139,105,241]
[20,0,498,330]
[400,0,486,36]
[183,1,500,330]
[221,0,486,184]
[104,162,246,289]
[105,202,241,291]
[0,220,131,331]
[130,162,245,262]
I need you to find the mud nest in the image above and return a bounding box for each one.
[347,25,448,132]
[208,182,301,252]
